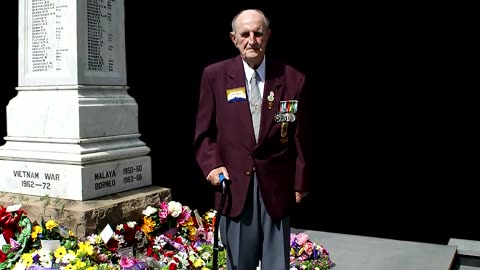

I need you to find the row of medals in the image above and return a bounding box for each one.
[276,100,297,141]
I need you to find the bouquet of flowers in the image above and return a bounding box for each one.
[0,204,31,270]
[13,238,123,270]
[29,219,77,251]
[289,232,335,270]
[105,221,148,255]
[15,215,144,270]
[139,201,226,269]
[140,201,193,240]
[14,223,148,270]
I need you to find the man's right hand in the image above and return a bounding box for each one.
[206,166,230,185]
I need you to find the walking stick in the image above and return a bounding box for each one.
[212,173,227,270]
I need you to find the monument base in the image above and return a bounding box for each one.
[0,185,171,237]
[0,156,152,200]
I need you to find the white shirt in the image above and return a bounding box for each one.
[243,58,266,99]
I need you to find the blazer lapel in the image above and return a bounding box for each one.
[257,73,282,145]
[227,57,256,143]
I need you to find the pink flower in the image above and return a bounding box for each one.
[119,257,138,268]
[296,233,309,246]
[177,206,191,225]
[159,202,169,221]
[304,241,314,256]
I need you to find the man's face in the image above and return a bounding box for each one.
[230,11,271,66]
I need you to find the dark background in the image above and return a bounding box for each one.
[1,1,475,245]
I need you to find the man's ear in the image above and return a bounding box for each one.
[230,32,236,44]
[265,29,272,41]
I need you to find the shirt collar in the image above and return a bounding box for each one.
[243,57,266,83]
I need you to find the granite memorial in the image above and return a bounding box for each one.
[0,0,152,201]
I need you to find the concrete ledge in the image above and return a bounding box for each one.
[449,238,480,257]
[449,238,480,269]
[293,228,456,270]
[0,185,171,237]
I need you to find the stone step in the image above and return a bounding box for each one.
[0,185,171,237]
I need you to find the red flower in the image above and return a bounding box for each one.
[0,205,26,230]
[1,228,14,243]
[0,251,7,263]
[168,262,177,270]
[164,250,176,257]
[122,227,138,244]
[106,238,120,252]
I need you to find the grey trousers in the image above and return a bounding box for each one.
[220,175,290,270]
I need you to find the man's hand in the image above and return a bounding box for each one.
[206,166,229,185]
[295,191,309,203]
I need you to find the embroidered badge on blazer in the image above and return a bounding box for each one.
[226,87,247,103]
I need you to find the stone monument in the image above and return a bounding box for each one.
[0,0,153,201]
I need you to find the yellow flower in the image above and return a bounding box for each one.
[54,246,67,260]
[64,264,77,270]
[75,260,86,268]
[193,258,205,268]
[141,216,155,234]
[77,241,94,256]
[185,217,194,226]
[45,220,58,231]
[20,253,33,266]
[187,225,197,241]
[31,225,42,240]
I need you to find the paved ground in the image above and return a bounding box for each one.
[292,228,457,270]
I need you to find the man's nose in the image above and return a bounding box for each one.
[248,33,257,44]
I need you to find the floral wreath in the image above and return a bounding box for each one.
[0,204,32,270]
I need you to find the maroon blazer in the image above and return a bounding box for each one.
[193,55,311,219]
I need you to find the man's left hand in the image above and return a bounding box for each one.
[295,191,309,203]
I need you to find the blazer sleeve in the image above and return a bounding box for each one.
[294,74,312,192]
[193,68,223,177]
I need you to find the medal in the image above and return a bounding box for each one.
[289,100,298,113]
[287,113,295,122]
[281,122,288,137]
[274,113,282,122]
[280,101,287,113]
[267,91,274,109]
[280,122,288,143]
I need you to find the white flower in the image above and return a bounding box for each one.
[168,201,183,217]
[206,210,216,219]
[37,249,52,263]
[127,221,137,228]
[6,204,22,212]
[12,261,27,270]
[113,233,126,243]
[142,206,157,216]
[61,252,77,264]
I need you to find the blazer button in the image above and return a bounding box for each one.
[246,171,252,176]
